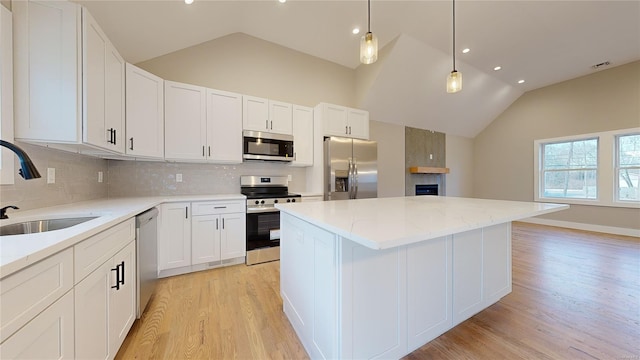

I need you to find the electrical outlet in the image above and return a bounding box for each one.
[98,171,103,183]
[429,154,433,160]
[176,173,183,182]
[287,174,292,182]
[47,168,55,184]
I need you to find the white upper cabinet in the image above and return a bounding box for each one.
[83,8,125,153]
[206,89,243,163]
[291,105,314,167]
[319,103,369,140]
[164,81,242,163]
[13,1,125,153]
[125,63,164,159]
[164,81,207,161]
[243,95,293,135]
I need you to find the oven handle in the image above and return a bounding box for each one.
[246,207,279,214]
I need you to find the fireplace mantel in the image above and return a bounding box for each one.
[409,167,450,174]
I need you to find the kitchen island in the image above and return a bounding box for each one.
[275,196,568,360]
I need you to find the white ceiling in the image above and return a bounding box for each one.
[76,0,640,137]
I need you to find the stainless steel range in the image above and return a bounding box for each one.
[240,175,300,265]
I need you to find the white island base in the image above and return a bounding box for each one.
[277,197,568,359]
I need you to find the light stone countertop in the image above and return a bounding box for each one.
[276,196,569,250]
[0,195,245,278]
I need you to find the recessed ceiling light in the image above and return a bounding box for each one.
[518,79,525,84]
[462,48,470,54]
[278,0,287,3]
[493,66,502,71]
[352,28,360,35]
[184,0,194,4]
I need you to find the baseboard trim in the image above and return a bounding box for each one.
[519,218,640,238]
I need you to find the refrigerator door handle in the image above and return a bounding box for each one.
[347,158,353,199]
[354,159,359,199]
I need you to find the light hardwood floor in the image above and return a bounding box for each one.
[116,223,639,359]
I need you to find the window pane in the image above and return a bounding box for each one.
[543,170,597,199]
[618,134,640,166]
[618,169,639,201]
[543,139,598,170]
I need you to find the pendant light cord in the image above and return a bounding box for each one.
[452,0,456,71]
[368,0,371,33]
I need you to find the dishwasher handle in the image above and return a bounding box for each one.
[136,207,159,227]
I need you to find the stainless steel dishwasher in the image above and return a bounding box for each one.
[136,207,158,318]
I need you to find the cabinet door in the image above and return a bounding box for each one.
[13,0,80,142]
[206,89,242,163]
[164,81,206,160]
[452,229,484,325]
[125,63,164,158]
[82,9,107,150]
[322,103,348,137]
[291,105,313,166]
[75,260,111,360]
[109,241,137,357]
[158,202,191,270]
[104,42,125,153]
[347,108,369,140]
[191,214,221,265]
[483,223,512,304]
[243,95,269,132]
[269,100,293,135]
[0,291,74,360]
[220,213,246,260]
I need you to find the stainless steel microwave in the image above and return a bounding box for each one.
[242,130,294,162]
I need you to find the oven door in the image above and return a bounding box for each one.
[246,209,281,251]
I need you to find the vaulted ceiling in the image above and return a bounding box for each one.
[77,0,640,137]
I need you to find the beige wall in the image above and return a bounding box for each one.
[369,120,405,198]
[474,61,640,230]
[137,33,356,108]
[0,143,107,211]
[446,134,474,197]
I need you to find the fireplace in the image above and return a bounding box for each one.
[416,184,438,196]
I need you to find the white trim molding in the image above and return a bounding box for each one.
[519,217,640,238]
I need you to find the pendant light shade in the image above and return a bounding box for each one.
[360,0,378,64]
[447,0,462,93]
[360,32,378,64]
[447,70,462,93]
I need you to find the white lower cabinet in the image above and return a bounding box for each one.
[158,202,191,271]
[159,199,246,277]
[0,291,74,359]
[75,240,136,360]
[192,201,246,265]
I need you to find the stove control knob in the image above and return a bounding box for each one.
[254,200,260,205]
[291,198,296,202]
[260,200,265,204]
[274,199,279,204]
[286,199,291,203]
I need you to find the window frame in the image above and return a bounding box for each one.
[534,128,640,209]
[615,132,640,204]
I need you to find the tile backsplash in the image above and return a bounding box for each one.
[107,160,308,198]
[0,143,108,211]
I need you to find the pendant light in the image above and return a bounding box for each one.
[446,0,462,93]
[360,0,378,64]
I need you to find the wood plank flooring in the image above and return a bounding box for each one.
[116,223,639,359]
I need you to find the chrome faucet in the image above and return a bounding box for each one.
[0,205,19,219]
[0,140,41,180]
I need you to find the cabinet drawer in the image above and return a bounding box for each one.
[74,218,135,283]
[0,248,73,343]
[192,201,244,216]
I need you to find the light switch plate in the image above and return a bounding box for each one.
[98,171,103,183]
[176,173,183,182]
[47,168,55,184]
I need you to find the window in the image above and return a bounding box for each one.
[534,128,640,208]
[541,138,598,199]
[617,133,640,202]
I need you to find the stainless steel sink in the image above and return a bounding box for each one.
[0,217,99,236]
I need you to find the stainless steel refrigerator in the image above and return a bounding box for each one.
[324,137,377,200]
